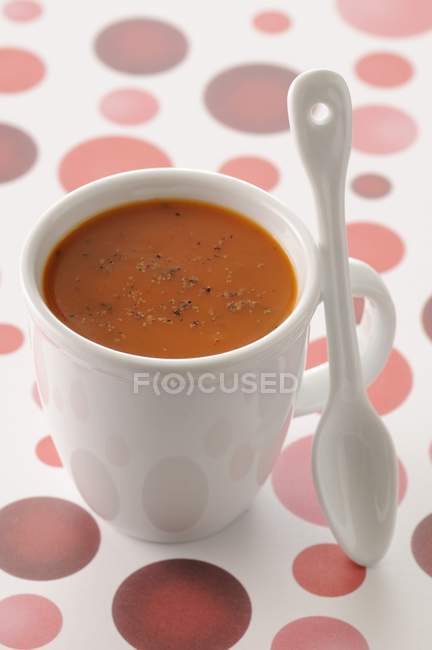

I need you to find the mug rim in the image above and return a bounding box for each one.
[20,168,320,371]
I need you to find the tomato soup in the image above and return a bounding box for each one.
[43,199,297,358]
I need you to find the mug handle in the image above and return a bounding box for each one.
[294,257,396,416]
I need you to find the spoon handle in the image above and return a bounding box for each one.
[288,70,363,397]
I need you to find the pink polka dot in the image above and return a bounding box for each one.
[356,52,413,87]
[422,296,432,341]
[36,436,62,468]
[0,595,62,649]
[59,136,171,191]
[272,616,369,650]
[219,156,279,191]
[351,173,392,199]
[293,544,366,596]
[205,64,298,133]
[412,514,432,577]
[32,381,41,408]
[95,19,188,74]
[368,348,413,415]
[353,297,365,323]
[347,222,404,272]
[0,49,44,93]
[0,323,24,354]
[100,88,159,125]
[253,11,291,33]
[352,105,417,154]
[3,0,42,21]
[112,560,251,649]
[337,0,432,37]
[272,435,327,525]
[272,435,406,525]
[0,124,37,182]
[307,339,412,416]
[0,497,100,579]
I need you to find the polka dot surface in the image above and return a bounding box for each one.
[337,0,432,37]
[272,616,369,650]
[95,18,188,74]
[0,324,24,354]
[253,11,291,33]
[3,0,42,21]
[100,88,159,125]
[219,156,279,190]
[0,595,62,649]
[0,125,37,182]
[35,436,62,467]
[0,497,100,579]
[352,106,417,154]
[0,48,44,92]
[351,173,392,199]
[293,544,366,596]
[356,53,413,87]
[205,64,298,133]
[112,559,251,649]
[347,222,404,272]
[59,136,171,191]
[412,514,432,577]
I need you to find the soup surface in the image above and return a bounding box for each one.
[43,199,297,358]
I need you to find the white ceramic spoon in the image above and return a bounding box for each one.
[288,70,398,566]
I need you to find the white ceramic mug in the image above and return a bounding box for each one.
[20,169,395,542]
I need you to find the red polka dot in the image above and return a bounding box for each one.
[100,88,159,125]
[36,436,62,468]
[353,297,365,323]
[347,222,404,272]
[205,64,298,133]
[112,559,251,649]
[59,136,172,191]
[32,381,41,408]
[3,0,42,21]
[352,105,417,154]
[0,497,100,579]
[95,19,188,74]
[351,173,392,199]
[368,348,413,415]
[0,49,44,92]
[272,616,369,650]
[412,514,432,577]
[0,595,62,649]
[253,11,291,33]
[356,53,413,87]
[306,337,327,370]
[0,323,24,354]
[293,544,366,596]
[337,0,432,37]
[272,435,406,525]
[0,124,37,182]
[219,156,279,190]
[422,296,432,341]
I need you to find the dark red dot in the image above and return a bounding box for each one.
[422,296,432,341]
[205,63,298,133]
[95,19,188,74]
[112,559,251,649]
[0,497,100,580]
[0,125,37,183]
[412,514,432,577]
[272,616,369,650]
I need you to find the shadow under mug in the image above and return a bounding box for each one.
[20,168,396,542]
